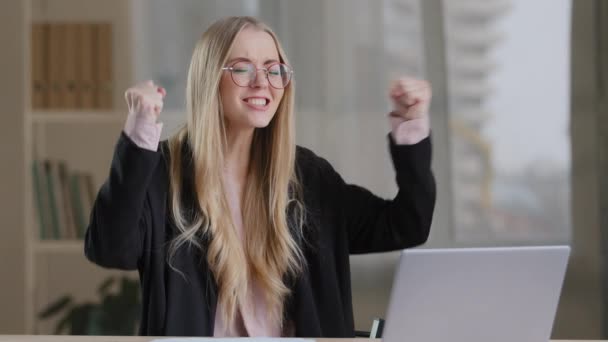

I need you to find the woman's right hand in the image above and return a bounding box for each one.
[124,80,166,123]
[123,81,166,151]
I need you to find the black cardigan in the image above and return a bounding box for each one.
[84,131,436,337]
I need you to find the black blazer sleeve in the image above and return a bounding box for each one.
[321,134,436,254]
[84,132,163,270]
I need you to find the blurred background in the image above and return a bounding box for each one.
[0,0,605,339]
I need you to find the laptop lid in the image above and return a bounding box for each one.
[382,246,570,342]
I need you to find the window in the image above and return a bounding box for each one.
[443,0,572,244]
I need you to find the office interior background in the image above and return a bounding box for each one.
[0,0,606,339]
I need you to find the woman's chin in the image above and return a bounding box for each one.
[252,120,272,129]
[248,112,274,128]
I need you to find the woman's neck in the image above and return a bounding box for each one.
[224,126,254,184]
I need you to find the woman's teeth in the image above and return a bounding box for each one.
[247,98,267,106]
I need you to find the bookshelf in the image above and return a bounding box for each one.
[31,111,125,124]
[34,240,83,254]
[23,0,138,334]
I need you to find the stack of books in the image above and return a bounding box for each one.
[32,160,97,240]
[31,22,113,110]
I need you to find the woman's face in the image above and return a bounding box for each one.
[220,27,285,131]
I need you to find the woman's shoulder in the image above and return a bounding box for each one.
[295,145,339,181]
[296,145,323,168]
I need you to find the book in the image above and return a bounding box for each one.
[47,23,65,109]
[63,23,78,108]
[58,161,77,239]
[32,160,50,240]
[95,23,113,109]
[43,160,60,239]
[31,23,49,109]
[76,23,95,109]
[49,160,68,239]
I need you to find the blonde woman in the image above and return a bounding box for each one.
[85,16,436,337]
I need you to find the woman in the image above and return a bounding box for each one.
[85,16,435,337]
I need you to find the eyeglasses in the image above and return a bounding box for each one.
[221,61,293,89]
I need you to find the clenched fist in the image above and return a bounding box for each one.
[123,80,166,151]
[388,77,432,145]
[124,80,166,123]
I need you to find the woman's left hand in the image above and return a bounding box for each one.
[388,77,432,145]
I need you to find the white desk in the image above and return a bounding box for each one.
[0,337,600,342]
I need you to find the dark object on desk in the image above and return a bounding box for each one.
[355,318,385,338]
[38,276,140,335]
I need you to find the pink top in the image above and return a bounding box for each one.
[123,110,430,336]
[213,274,283,337]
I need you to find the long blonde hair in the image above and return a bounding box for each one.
[166,16,305,333]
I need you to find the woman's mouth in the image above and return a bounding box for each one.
[243,97,270,110]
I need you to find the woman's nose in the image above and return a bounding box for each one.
[249,69,269,88]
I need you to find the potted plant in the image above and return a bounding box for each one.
[38,276,140,335]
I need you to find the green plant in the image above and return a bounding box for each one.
[38,276,140,335]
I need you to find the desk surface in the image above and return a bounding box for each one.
[1,338,366,342]
[0,337,600,342]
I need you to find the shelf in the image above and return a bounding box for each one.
[30,111,125,124]
[34,240,84,254]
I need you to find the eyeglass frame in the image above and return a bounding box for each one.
[221,61,294,89]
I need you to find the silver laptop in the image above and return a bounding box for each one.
[382,246,570,342]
